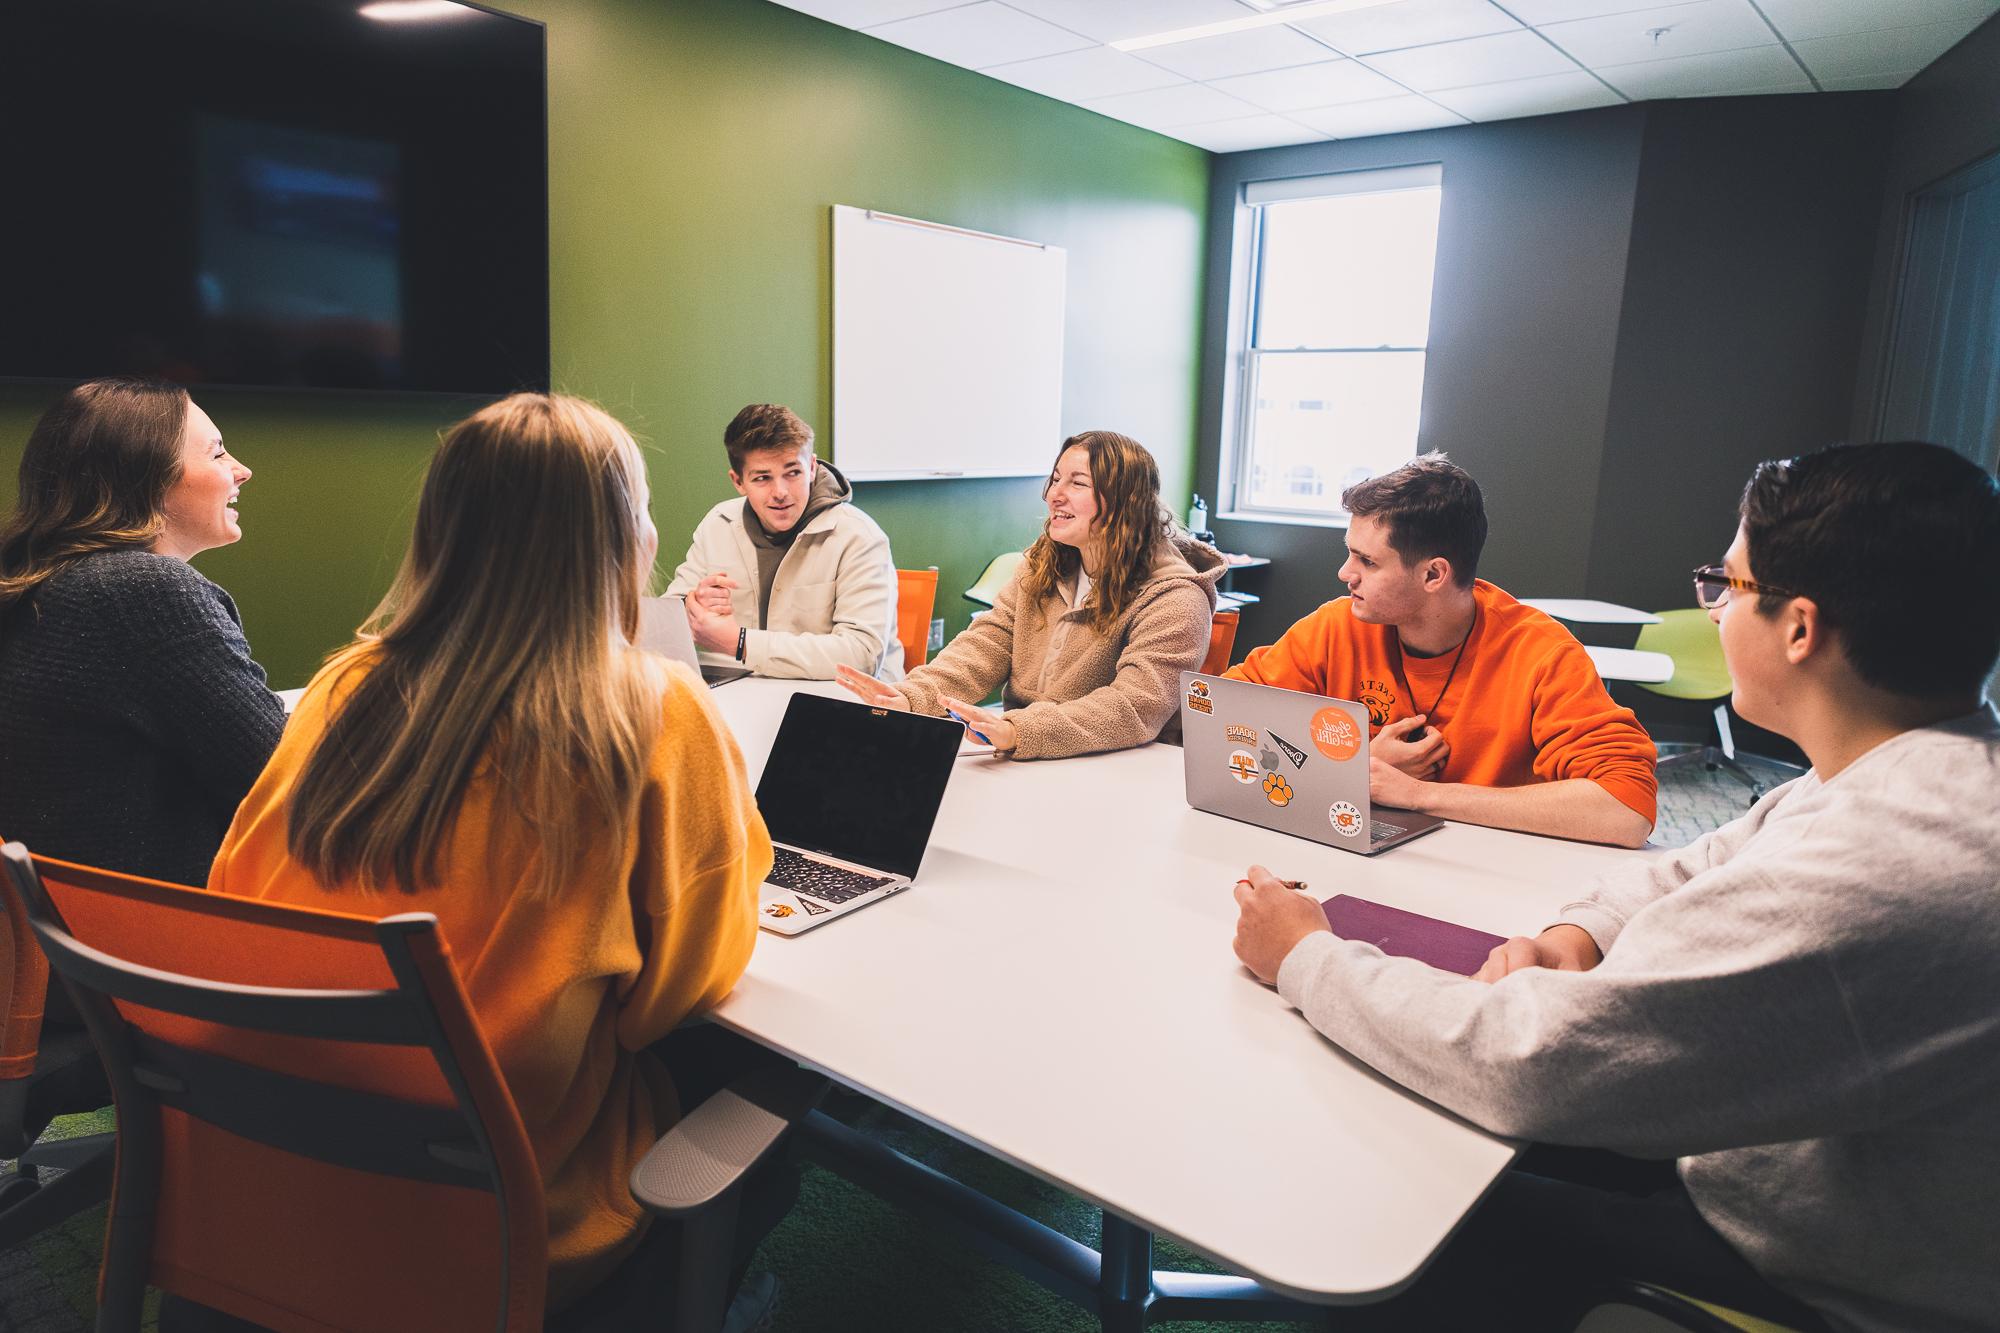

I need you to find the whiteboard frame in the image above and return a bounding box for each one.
[830,206,1065,482]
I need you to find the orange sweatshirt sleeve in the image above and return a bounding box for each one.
[1226,601,1342,694]
[1526,637,1659,824]
[613,665,771,1052]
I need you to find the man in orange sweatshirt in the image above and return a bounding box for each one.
[1226,454,1655,847]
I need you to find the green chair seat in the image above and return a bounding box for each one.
[963,550,1024,608]
[1634,608,1733,701]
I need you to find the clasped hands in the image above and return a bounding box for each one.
[833,664,1017,754]
[684,572,742,654]
[1368,713,1449,811]
[1230,863,1601,986]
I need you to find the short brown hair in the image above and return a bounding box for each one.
[1340,452,1486,588]
[723,404,814,474]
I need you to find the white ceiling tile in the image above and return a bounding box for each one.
[983,45,1189,99]
[769,0,969,27]
[1130,23,1344,80]
[999,0,1255,46]
[1502,0,1702,22]
[1290,93,1468,136]
[1209,57,1407,110]
[1755,0,1999,44]
[1292,0,1519,55]
[1596,43,1810,96]
[1084,81,1266,130]
[1427,68,1624,119]
[1363,29,1580,90]
[1790,18,1994,81]
[1539,0,1777,67]
[865,1,1096,67]
[1818,70,1918,91]
[1170,114,1330,152]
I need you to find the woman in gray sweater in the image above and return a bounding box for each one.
[0,379,284,890]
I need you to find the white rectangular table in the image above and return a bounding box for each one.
[707,679,1646,1323]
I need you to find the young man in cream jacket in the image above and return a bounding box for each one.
[665,404,903,681]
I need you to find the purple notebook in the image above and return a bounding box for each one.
[1321,895,1507,977]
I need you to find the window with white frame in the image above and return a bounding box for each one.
[1228,165,1443,521]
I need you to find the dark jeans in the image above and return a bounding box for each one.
[1345,1145,1830,1331]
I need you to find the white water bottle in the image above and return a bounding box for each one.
[1188,493,1208,533]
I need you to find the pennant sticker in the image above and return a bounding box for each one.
[798,897,831,916]
[1269,732,1308,769]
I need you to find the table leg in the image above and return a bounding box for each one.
[1099,1211,1156,1331]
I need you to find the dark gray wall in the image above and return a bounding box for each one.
[1200,94,1900,655]
[1199,106,1648,650]
[1851,13,2000,438]
[1588,95,1894,613]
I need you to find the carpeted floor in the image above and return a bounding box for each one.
[0,758,1766,1333]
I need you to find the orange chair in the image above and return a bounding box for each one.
[0,849,113,1249]
[1,843,818,1333]
[1201,609,1240,676]
[897,567,940,669]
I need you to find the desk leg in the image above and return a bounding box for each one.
[1099,1212,1155,1331]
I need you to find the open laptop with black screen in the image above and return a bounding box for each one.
[753,693,962,935]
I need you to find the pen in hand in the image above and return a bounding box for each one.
[947,708,992,746]
[1237,878,1309,892]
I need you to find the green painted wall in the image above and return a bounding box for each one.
[0,0,1210,686]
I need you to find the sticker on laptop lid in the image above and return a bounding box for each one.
[1225,724,1259,747]
[1186,679,1213,714]
[763,902,795,919]
[1329,801,1363,838]
[1262,772,1294,807]
[1269,732,1308,769]
[1309,707,1362,762]
[798,896,830,916]
[1227,749,1260,783]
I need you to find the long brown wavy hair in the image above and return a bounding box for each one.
[0,378,191,623]
[1017,430,1174,631]
[284,393,664,900]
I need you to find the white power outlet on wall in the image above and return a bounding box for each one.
[928,618,945,653]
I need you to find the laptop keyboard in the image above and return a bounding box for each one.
[767,846,894,904]
[1371,821,1407,843]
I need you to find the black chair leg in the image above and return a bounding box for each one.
[675,1185,743,1333]
[0,1139,113,1250]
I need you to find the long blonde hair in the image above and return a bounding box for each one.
[285,393,662,899]
[1017,431,1174,631]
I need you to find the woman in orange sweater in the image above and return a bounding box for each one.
[209,394,772,1314]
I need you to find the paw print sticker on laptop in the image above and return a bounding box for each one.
[1262,772,1294,807]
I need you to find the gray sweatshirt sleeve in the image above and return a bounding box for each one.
[1273,851,1881,1158]
[1557,775,1808,953]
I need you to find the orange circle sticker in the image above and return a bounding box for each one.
[1309,707,1361,762]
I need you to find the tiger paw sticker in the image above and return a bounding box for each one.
[1328,801,1363,838]
[764,902,795,919]
[1262,772,1294,807]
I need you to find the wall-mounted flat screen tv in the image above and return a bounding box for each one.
[1,0,548,395]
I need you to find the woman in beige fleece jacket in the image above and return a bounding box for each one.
[839,431,1224,760]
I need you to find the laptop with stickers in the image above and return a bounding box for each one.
[753,692,962,935]
[636,595,752,687]
[1180,672,1445,856]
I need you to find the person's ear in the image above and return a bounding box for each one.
[728,467,746,494]
[1784,597,1822,666]
[1423,557,1451,592]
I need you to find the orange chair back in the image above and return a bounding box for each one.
[1202,609,1241,676]
[0,856,49,1092]
[896,567,940,668]
[3,846,546,1333]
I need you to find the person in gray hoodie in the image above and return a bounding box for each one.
[665,403,903,681]
[1231,441,2000,1332]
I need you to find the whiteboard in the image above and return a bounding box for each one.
[831,206,1065,481]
